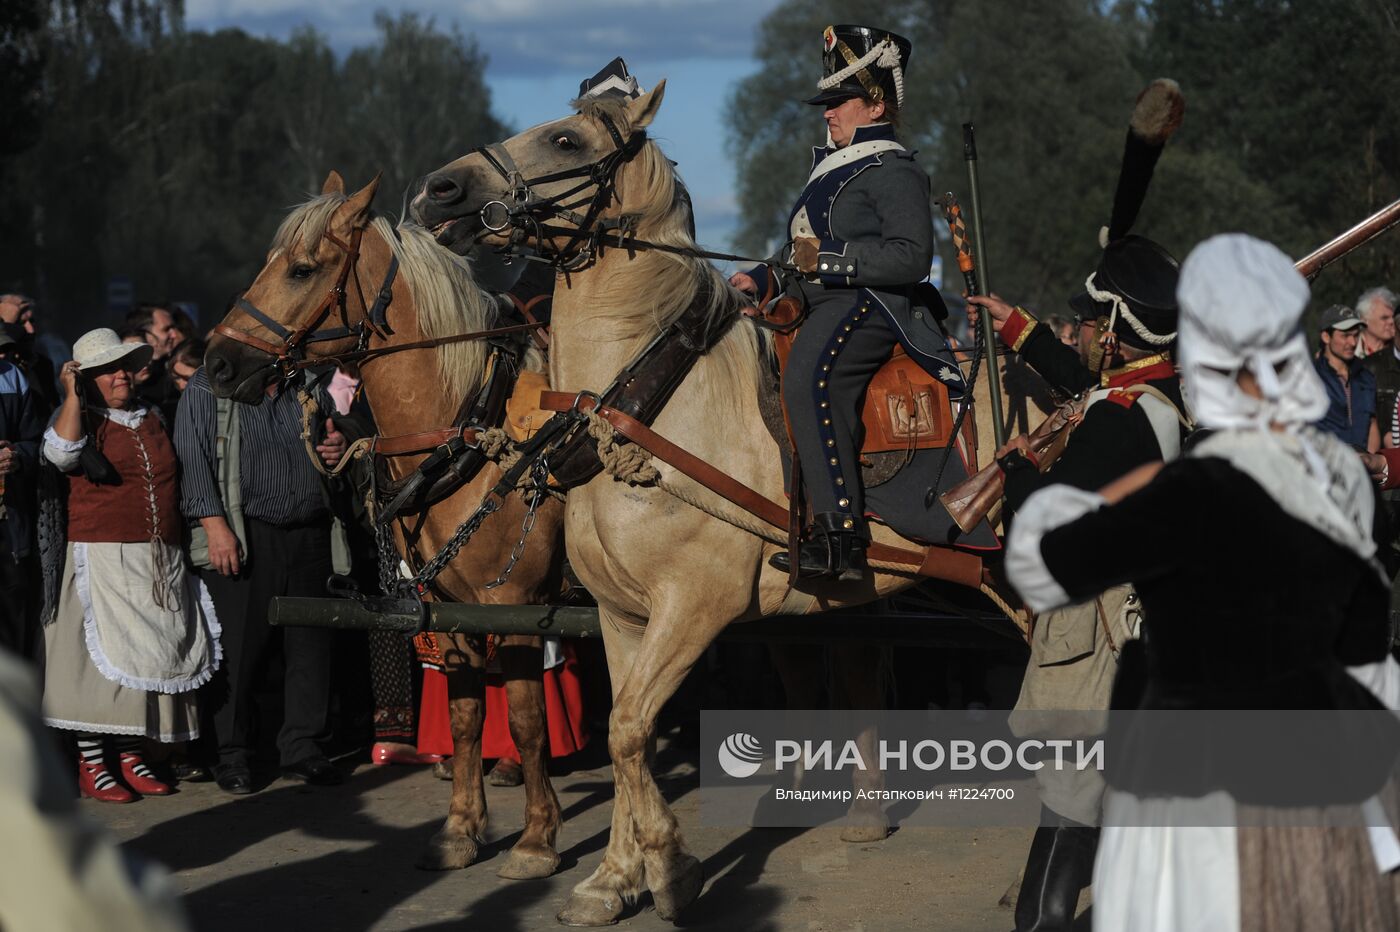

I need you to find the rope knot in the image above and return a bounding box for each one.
[585,412,659,485]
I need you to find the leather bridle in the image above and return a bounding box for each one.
[215,225,398,376]
[214,222,544,377]
[471,112,648,270]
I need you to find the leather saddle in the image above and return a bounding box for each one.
[761,296,960,467]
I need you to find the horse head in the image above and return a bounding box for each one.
[411,82,669,263]
[206,172,388,403]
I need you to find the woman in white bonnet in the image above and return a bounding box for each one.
[1006,234,1400,931]
[41,328,219,803]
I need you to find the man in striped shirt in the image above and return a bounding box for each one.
[175,368,366,794]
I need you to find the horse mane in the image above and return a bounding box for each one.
[571,98,770,393]
[271,192,542,403]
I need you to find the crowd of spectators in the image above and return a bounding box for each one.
[0,294,585,804]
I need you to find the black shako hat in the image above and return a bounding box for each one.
[1068,235,1180,351]
[806,25,912,109]
[578,57,642,101]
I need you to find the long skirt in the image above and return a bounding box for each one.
[417,639,588,760]
[1094,787,1400,932]
[42,541,219,742]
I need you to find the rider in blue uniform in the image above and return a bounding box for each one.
[735,25,964,581]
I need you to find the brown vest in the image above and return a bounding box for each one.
[67,412,181,544]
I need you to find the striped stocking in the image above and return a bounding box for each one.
[116,736,156,779]
[77,735,116,790]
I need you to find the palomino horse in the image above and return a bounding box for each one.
[204,172,566,880]
[412,85,1045,924]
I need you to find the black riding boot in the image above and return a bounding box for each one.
[1013,806,1099,931]
[768,512,867,582]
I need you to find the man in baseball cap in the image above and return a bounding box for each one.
[1314,303,1379,451]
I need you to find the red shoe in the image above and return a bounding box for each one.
[78,760,136,804]
[371,742,445,766]
[119,752,172,796]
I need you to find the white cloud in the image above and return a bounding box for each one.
[184,0,784,74]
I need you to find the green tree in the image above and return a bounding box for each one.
[0,5,510,337]
[339,12,510,218]
[729,0,1400,317]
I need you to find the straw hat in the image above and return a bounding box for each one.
[72,328,153,372]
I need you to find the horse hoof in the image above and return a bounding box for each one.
[497,846,560,880]
[650,854,703,922]
[487,758,524,787]
[840,806,890,843]
[415,833,479,871]
[432,759,453,781]
[556,891,622,927]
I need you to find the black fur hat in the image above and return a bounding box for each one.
[1066,80,1187,350]
[806,25,911,109]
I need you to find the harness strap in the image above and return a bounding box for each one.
[537,391,985,588]
[372,427,481,457]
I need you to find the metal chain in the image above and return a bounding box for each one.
[376,518,401,596]
[484,454,550,590]
[406,494,504,591]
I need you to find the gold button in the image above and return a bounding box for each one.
[836,336,845,343]
[844,324,852,332]
[822,364,830,372]
[829,348,838,356]
[823,418,831,426]
[835,477,844,485]
[829,457,839,466]
[818,380,827,388]
[820,401,829,408]
[860,306,869,312]
[826,439,835,447]
[838,498,850,508]
[842,518,854,530]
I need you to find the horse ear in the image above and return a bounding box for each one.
[321,171,346,195]
[331,173,381,233]
[625,79,666,129]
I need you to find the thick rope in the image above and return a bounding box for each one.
[585,412,660,485]
[476,426,523,472]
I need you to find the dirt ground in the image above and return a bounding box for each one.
[86,738,1050,932]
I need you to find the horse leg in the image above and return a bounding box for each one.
[558,610,648,927]
[417,632,489,870]
[605,610,731,922]
[767,643,824,795]
[494,633,563,880]
[834,643,891,843]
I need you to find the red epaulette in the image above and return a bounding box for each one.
[1103,390,1138,410]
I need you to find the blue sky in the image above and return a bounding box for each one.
[185,0,792,252]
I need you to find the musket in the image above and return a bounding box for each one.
[963,124,1006,447]
[1295,196,1400,281]
[939,199,1400,533]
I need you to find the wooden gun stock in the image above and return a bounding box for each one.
[939,398,1085,533]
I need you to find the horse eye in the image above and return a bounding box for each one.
[552,133,579,152]
[290,263,316,280]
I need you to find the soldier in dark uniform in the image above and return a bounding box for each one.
[971,242,1188,932]
[967,80,1192,932]
[732,24,965,581]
